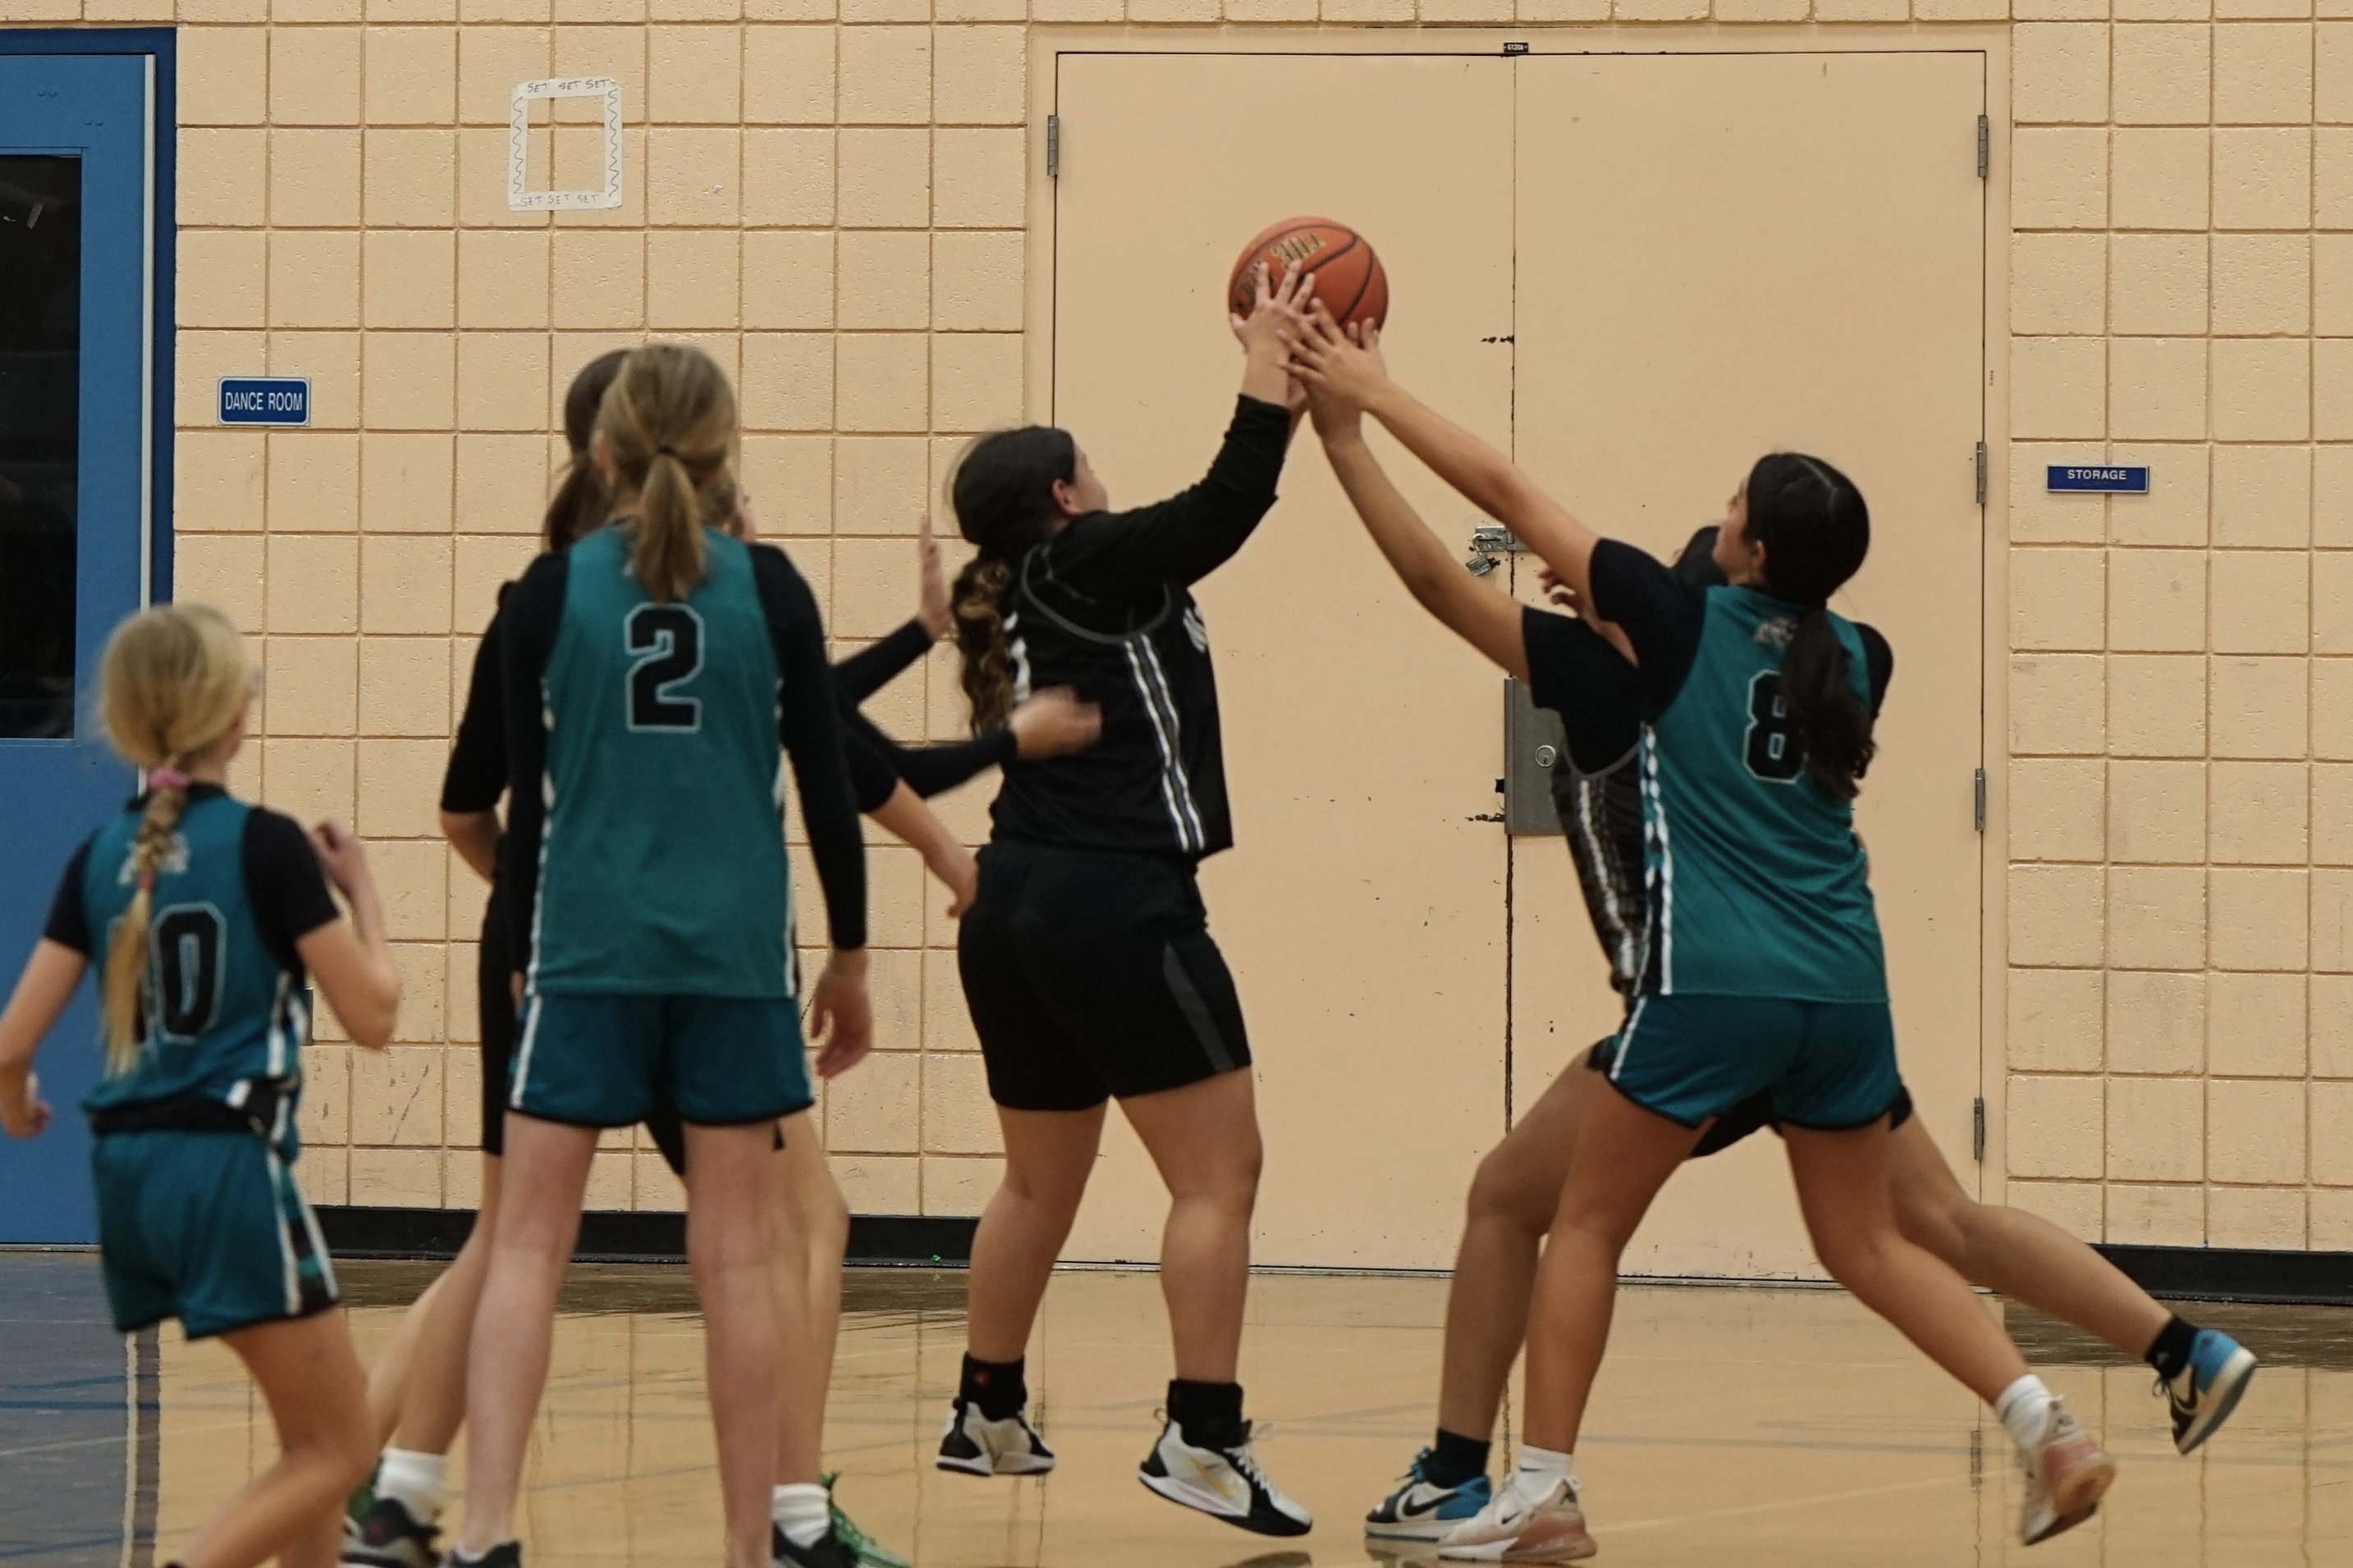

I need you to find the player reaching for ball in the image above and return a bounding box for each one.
[1291,313,2255,1554]
[931,262,1318,1538]
[1293,310,2124,1559]
[0,605,404,1568]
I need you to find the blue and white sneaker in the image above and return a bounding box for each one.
[1365,1449,1494,1541]
[2163,1330,2258,1455]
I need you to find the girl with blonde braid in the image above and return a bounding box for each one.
[0,604,403,1568]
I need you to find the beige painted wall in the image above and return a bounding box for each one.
[8,0,2347,1253]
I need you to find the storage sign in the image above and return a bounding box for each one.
[217,378,310,427]
[2046,464,2149,494]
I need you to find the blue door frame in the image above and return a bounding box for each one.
[0,30,176,1246]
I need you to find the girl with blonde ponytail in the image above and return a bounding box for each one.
[455,341,873,1568]
[0,604,404,1568]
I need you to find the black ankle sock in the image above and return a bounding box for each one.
[1424,1428,1492,1488]
[1168,1378,1246,1448]
[2145,1314,2200,1383]
[960,1353,1028,1421]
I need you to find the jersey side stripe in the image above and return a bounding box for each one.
[1640,733,1676,994]
[1124,639,1203,855]
[266,1148,301,1316]
[1137,638,1207,849]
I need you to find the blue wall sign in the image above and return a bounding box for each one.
[2047,464,2149,494]
[217,377,309,426]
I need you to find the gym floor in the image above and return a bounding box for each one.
[3,1254,2346,1566]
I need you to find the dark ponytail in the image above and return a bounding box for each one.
[1744,452,1874,800]
[946,426,1078,734]
[542,349,630,551]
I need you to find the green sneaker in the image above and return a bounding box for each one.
[822,1474,910,1568]
[346,1461,380,1525]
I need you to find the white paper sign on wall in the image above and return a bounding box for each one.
[509,77,623,212]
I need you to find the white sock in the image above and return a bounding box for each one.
[376,1447,449,1523]
[1513,1444,1574,1500]
[1995,1374,2057,1455]
[772,1482,831,1550]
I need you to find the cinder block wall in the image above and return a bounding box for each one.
[2004,11,2353,1251]
[8,0,2342,1247]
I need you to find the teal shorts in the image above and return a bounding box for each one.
[510,993,811,1129]
[1602,994,1900,1133]
[93,1131,338,1340]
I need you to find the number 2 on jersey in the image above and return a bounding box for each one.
[1742,671,1805,783]
[625,604,705,732]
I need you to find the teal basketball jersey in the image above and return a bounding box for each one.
[76,793,314,1154]
[1639,586,1888,1002]
[528,525,795,997]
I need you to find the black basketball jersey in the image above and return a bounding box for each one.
[985,396,1291,861]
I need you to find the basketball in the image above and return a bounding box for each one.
[1227,217,1389,332]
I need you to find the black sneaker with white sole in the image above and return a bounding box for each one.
[437,1546,520,1568]
[771,1523,859,1568]
[343,1498,439,1568]
[936,1398,1057,1476]
[1138,1418,1312,1537]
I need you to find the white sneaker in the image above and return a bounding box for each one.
[935,1398,1056,1476]
[1138,1417,1312,1537]
[2018,1397,2114,1546]
[1437,1471,1595,1562]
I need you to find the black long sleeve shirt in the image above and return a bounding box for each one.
[986,395,1290,859]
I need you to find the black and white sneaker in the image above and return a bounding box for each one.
[936,1398,1057,1476]
[437,1546,520,1568]
[771,1523,859,1568]
[1138,1417,1312,1537]
[343,1497,440,1568]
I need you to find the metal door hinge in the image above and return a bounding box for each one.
[1973,766,1986,832]
[1046,113,1060,178]
[1972,1095,1987,1162]
[1974,441,1987,505]
[1976,114,1989,179]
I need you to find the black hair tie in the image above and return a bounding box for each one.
[656,444,676,457]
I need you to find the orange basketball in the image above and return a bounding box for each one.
[1227,217,1389,333]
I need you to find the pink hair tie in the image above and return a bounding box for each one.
[149,768,190,792]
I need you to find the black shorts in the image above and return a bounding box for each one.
[478,884,515,1158]
[959,840,1252,1112]
[477,884,766,1175]
[1580,1037,1914,1156]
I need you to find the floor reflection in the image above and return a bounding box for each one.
[5,1255,2349,1564]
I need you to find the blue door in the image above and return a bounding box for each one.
[1,44,168,1245]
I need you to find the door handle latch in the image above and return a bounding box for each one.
[1466,523,1526,576]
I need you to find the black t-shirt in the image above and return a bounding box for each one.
[1587,537,1894,719]
[43,787,341,976]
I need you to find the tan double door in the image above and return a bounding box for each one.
[1051,47,1986,1277]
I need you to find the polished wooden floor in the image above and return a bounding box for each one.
[4,1254,2349,1566]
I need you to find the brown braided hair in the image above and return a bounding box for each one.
[946,427,1077,733]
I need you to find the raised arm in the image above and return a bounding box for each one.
[1308,363,1531,683]
[1293,310,1604,604]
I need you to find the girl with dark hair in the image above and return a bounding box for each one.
[931,264,1317,1538]
[340,349,633,1568]
[1291,311,2118,1560]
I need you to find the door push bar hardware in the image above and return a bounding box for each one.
[1465,523,1527,577]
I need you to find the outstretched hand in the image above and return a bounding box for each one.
[1292,309,1390,416]
[1229,261,1316,362]
[917,514,951,639]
